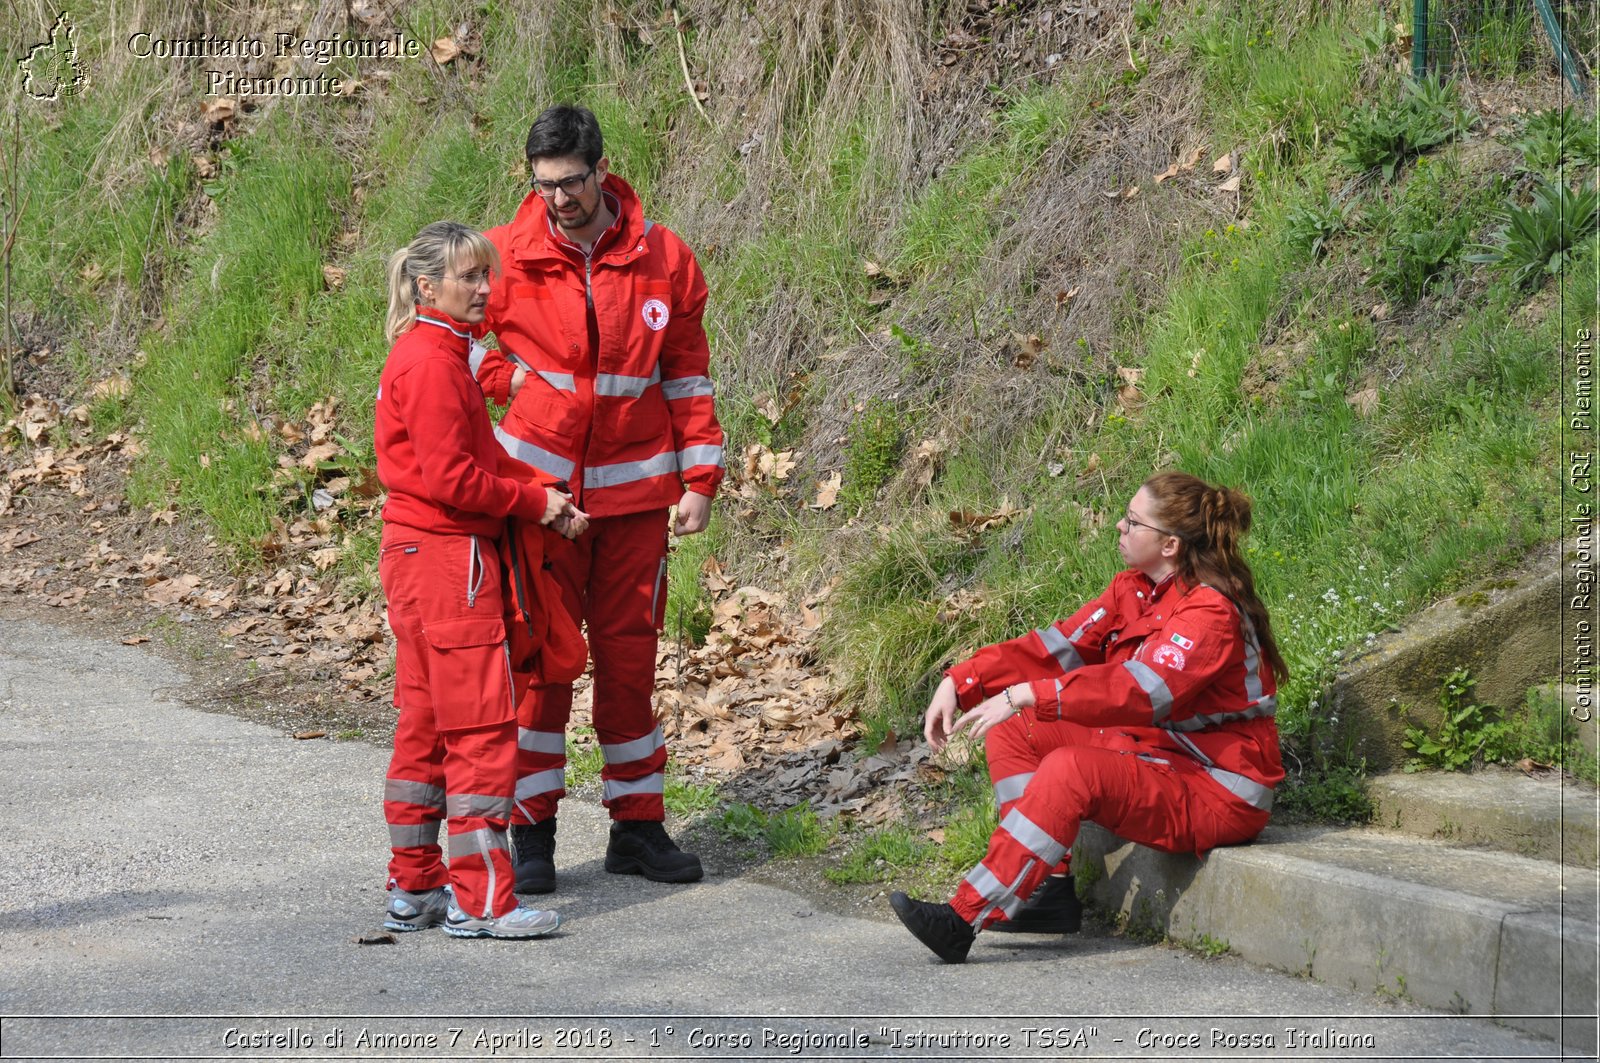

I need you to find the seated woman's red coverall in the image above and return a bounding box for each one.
[375,311,553,922]
[944,569,1283,929]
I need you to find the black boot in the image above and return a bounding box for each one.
[604,820,703,883]
[987,873,1082,934]
[889,891,975,964]
[511,819,557,894]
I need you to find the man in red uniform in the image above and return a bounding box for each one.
[476,105,725,891]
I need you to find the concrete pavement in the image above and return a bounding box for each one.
[0,616,1570,1060]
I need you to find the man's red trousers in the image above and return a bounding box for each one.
[380,525,519,920]
[951,716,1270,928]
[512,507,670,824]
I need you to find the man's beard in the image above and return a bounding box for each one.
[547,197,596,234]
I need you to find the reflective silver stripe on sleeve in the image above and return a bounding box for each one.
[387,822,440,849]
[962,863,1026,926]
[446,792,514,819]
[538,370,576,392]
[518,728,567,755]
[992,773,1034,806]
[515,768,566,801]
[1163,697,1278,732]
[595,365,662,398]
[505,349,533,370]
[999,808,1068,866]
[1123,659,1174,722]
[494,426,576,481]
[602,774,666,800]
[601,728,665,765]
[661,375,715,400]
[385,778,445,810]
[677,443,726,470]
[1036,625,1085,673]
[446,826,509,859]
[468,341,490,376]
[1206,766,1275,811]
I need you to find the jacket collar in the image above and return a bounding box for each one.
[506,172,648,266]
[413,309,474,348]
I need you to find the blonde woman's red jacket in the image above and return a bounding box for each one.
[947,569,1284,811]
[376,311,550,535]
[475,174,725,516]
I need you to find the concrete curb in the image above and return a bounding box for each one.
[1072,823,1600,1052]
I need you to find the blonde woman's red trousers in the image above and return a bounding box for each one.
[380,524,519,920]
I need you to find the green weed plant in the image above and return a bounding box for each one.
[1334,75,1473,181]
[1468,179,1599,289]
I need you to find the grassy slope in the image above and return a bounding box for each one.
[7,0,1594,854]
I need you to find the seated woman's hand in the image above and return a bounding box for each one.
[948,683,1036,744]
[923,676,960,752]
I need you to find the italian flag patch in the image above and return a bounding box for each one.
[1170,632,1194,650]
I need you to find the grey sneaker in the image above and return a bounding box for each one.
[384,884,453,932]
[443,902,562,939]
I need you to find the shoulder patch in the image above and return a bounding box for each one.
[1151,643,1187,670]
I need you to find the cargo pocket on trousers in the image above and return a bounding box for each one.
[421,616,514,732]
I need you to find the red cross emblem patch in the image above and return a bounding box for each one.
[642,298,670,331]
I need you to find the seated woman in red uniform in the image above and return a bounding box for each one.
[375,221,587,939]
[892,471,1287,963]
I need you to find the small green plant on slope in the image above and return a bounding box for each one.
[1468,179,1599,289]
[1402,668,1494,772]
[841,397,905,511]
[1335,75,1473,181]
[1286,193,1359,258]
[1511,106,1600,183]
[1365,155,1497,305]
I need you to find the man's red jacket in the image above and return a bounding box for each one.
[375,311,550,535]
[947,569,1284,809]
[475,175,724,516]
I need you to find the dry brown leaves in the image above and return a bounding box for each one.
[656,562,846,771]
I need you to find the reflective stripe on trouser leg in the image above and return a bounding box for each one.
[578,509,672,820]
[441,718,519,919]
[954,805,1072,930]
[511,726,568,825]
[383,702,448,891]
[984,715,1102,879]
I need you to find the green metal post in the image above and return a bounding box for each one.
[1533,0,1589,99]
[1411,0,1429,80]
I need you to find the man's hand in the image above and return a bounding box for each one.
[673,490,711,536]
[510,366,527,398]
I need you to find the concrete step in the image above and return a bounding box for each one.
[1072,822,1599,1052]
[1368,768,1598,867]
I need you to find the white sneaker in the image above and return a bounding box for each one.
[443,902,562,939]
[384,884,453,932]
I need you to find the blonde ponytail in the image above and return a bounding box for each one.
[384,247,418,342]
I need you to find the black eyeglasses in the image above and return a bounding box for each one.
[531,167,595,198]
[1124,509,1179,538]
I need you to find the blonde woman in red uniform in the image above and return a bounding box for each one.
[892,471,1287,962]
[375,221,586,938]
